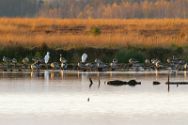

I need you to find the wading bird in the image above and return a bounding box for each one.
[44,52,50,64]
[44,52,50,69]
[2,56,12,71]
[22,57,30,69]
[12,58,17,69]
[78,53,93,71]
[60,54,68,70]
[50,62,60,69]
[128,58,144,71]
[110,58,118,71]
[95,59,108,71]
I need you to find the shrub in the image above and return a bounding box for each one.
[115,48,145,63]
[90,26,101,35]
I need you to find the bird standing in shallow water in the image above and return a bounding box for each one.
[81,53,88,63]
[12,58,17,69]
[2,56,12,71]
[22,57,29,64]
[22,57,30,69]
[44,52,50,69]
[60,54,67,70]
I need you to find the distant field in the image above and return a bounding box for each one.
[0,18,188,49]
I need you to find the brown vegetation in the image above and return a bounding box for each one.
[0,18,188,50]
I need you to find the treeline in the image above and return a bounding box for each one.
[38,0,188,18]
[1,0,188,18]
[0,0,37,17]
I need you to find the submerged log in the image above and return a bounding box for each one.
[165,82,188,85]
[107,80,141,86]
[153,81,161,85]
[107,80,127,86]
[127,80,141,86]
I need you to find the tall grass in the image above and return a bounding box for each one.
[0,18,188,49]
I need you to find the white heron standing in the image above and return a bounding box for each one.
[44,52,50,69]
[44,52,50,64]
[81,53,88,63]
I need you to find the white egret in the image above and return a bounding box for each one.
[44,52,50,64]
[81,53,88,63]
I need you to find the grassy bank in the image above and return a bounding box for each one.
[0,18,188,49]
[0,18,188,63]
[0,45,185,63]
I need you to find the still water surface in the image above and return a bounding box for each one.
[0,70,187,125]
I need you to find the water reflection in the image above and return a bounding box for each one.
[1,71,188,125]
[0,70,188,92]
[0,70,187,81]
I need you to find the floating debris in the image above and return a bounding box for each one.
[127,80,141,86]
[107,80,141,86]
[107,80,127,86]
[165,82,188,85]
[87,98,90,102]
[153,81,161,85]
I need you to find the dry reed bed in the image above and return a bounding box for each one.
[0,18,188,49]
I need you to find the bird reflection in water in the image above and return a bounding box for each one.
[30,71,40,78]
[81,72,89,89]
[184,71,187,80]
[155,70,158,79]
[44,70,49,91]
[50,71,54,80]
[60,70,64,80]
[44,70,49,81]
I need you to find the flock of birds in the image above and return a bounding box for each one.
[1,52,188,72]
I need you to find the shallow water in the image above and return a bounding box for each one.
[0,70,188,125]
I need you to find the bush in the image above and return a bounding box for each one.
[115,49,145,63]
[90,27,101,35]
[146,47,171,61]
